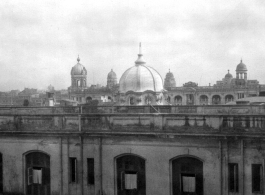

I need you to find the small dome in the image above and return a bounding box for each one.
[71,56,87,75]
[236,59,247,71]
[119,53,163,93]
[107,69,117,79]
[225,70,233,78]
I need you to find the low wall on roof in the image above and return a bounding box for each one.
[0,105,265,115]
[0,112,264,135]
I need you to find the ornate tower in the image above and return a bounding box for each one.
[70,56,87,89]
[164,69,176,89]
[107,69,117,89]
[235,59,248,86]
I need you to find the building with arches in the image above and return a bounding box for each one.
[165,59,263,106]
[68,45,265,106]
[0,105,265,194]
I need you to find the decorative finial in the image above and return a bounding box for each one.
[241,58,242,63]
[77,55,80,63]
[228,69,229,73]
[135,43,145,65]
[169,69,170,72]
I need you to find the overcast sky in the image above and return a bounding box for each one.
[0,0,265,91]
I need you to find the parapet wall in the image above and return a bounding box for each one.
[0,112,264,136]
[0,105,265,114]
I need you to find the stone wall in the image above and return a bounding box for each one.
[0,107,265,194]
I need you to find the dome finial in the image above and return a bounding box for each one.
[135,43,145,65]
[169,69,170,72]
[77,55,80,63]
[228,69,229,73]
[241,58,242,63]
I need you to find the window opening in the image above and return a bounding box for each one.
[229,163,239,192]
[181,173,196,193]
[70,157,77,183]
[87,158,95,185]
[28,167,42,185]
[121,171,137,190]
[252,164,263,193]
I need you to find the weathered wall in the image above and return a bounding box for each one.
[0,108,265,195]
[0,136,61,195]
[0,135,265,195]
[100,137,221,195]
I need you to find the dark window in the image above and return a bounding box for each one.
[117,155,146,195]
[172,157,203,195]
[26,152,50,195]
[87,158,95,185]
[229,163,239,192]
[0,153,2,193]
[70,157,77,183]
[252,164,262,193]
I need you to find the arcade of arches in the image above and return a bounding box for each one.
[170,94,235,105]
[1,151,205,195]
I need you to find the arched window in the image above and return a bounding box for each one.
[225,95,234,103]
[167,96,171,103]
[174,96,182,105]
[129,97,135,105]
[186,94,194,105]
[199,95,208,105]
[86,97,92,103]
[116,154,146,195]
[145,96,152,105]
[172,156,203,195]
[212,95,221,105]
[77,80,80,87]
[25,151,50,195]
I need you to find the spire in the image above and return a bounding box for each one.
[135,42,146,66]
[77,55,80,63]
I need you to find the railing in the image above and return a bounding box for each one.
[0,113,264,135]
[0,105,264,115]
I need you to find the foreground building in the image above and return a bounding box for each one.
[0,105,265,195]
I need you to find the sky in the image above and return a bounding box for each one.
[0,0,265,91]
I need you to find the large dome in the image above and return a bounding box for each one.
[71,56,87,75]
[119,53,163,93]
[236,60,247,71]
